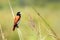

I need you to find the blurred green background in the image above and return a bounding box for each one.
[0,0,60,40]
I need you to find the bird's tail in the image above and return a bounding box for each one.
[13,24,18,31]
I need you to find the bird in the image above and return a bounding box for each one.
[13,12,21,31]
